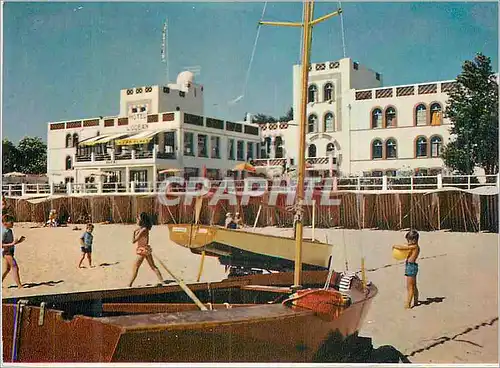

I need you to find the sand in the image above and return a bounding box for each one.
[2,223,498,364]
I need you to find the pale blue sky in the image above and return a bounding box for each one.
[2,1,498,142]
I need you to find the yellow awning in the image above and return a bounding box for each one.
[115,130,169,146]
[115,130,159,146]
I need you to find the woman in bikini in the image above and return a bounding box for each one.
[128,212,164,287]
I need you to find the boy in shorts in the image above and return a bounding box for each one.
[79,224,94,268]
[393,230,420,309]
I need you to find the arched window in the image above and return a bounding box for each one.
[385,107,397,128]
[72,133,79,147]
[308,85,318,103]
[326,143,335,155]
[308,144,317,158]
[371,108,382,129]
[416,136,428,157]
[430,103,442,126]
[308,114,318,133]
[323,83,334,101]
[275,136,284,158]
[430,136,443,157]
[65,134,72,148]
[372,139,383,159]
[264,137,271,157]
[324,112,335,132]
[65,156,72,170]
[415,104,427,126]
[386,138,397,159]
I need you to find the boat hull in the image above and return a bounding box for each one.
[168,224,333,271]
[2,271,377,363]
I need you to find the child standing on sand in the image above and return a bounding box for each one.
[128,212,164,287]
[2,215,25,288]
[393,230,420,309]
[78,224,94,268]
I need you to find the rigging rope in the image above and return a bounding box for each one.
[228,2,268,105]
[338,1,347,58]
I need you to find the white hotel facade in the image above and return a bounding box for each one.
[47,71,261,190]
[257,57,454,178]
[47,57,460,190]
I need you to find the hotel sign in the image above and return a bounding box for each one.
[127,112,148,132]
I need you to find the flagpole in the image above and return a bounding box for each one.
[161,19,169,84]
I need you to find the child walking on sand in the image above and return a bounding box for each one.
[128,212,164,287]
[2,215,25,288]
[78,224,94,268]
[393,230,420,309]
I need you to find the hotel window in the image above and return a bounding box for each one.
[385,169,397,177]
[308,84,318,103]
[385,107,397,127]
[228,139,235,160]
[211,136,220,159]
[308,144,317,158]
[256,143,261,159]
[324,83,334,101]
[324,112,335,132]
[371,108,383,129]
[430,103,443,126]
[246,142,254,160]
[372,139,383,159]
[326,143,335,155]
[183,132,194,156]
[430,136,443,157]
[308,114,318,133]
[262,137,271,158]
[275,136,283,158]
[416,136,428,157]
[237,140,244,161]
[65,134,72,148]
[386,138,397,159]
[198,134,208,157]
[371,170,383,177]
[65,156,72,170]
[72,133,79,147]
[164,132,175,155]
[415,104,427,126]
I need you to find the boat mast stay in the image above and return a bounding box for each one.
[260,1,342,288]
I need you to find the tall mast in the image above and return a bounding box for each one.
[260,1,342,288]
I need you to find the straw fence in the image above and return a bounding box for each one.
[4,191,498,233]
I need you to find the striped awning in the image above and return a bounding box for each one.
[78,135,111,147]
[93,132,130,144]
[115,130,164,146]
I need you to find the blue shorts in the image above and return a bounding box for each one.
[405,262,418,277]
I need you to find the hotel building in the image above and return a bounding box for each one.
[47,71,261,191]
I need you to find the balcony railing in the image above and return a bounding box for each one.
[75,147,176,164]
[3,174,498,197]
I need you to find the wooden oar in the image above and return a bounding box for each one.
[153,255,208,311]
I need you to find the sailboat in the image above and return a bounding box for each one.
[2,2,377,363]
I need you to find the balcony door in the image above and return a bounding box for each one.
[131,169,148,191]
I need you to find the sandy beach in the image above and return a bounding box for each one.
[2,223,498,364]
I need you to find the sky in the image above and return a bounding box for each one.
[2,1,498,142]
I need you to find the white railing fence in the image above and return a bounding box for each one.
[2,174,498,197]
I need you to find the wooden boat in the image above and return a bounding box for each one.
[3,270,376,362]
[2,2,377,363]
[167,223,332,271]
